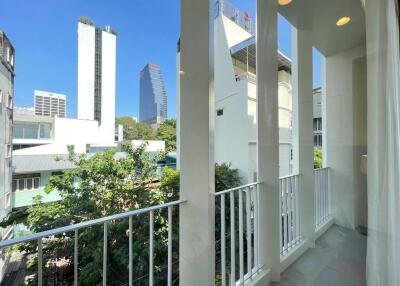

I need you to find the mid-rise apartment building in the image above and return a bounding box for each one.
[313,87,322,148]
[34,90,66,117]
[0,30,15,281]
[139,64,168,127]
[0,31,14,223]
[77,17,116,143]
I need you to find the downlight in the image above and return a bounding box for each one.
[278,0,292,6]
[336,16,351,26]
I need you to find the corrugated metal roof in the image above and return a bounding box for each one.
[12,155,76,174]
[230,36,292,73]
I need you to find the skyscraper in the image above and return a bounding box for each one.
[139,64,167,127]
[0,31,14,227]
[34,90,66,117]
[77,17,116,143]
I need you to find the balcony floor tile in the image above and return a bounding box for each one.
[271,225,366,286]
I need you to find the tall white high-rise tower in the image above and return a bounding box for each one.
[77,17,116,143]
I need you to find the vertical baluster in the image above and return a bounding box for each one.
[253,185,259,273]
[38,238,43,286]
[288,177,293,248]
[129,216,133,286]
[327,168,331,216]
[168,207,173,286]
[292,176,297,244]
[297,175,301,241]
[246,188,252,279]
[239,190,244,284]
[325,169,328,219]
[221,195,226,286]
[279,179,283,255]
[314,171,317,226]
[103,223,107,286]
[317,171,320,226]
[321,169,326,221]
[149,211,154,286]
[230,192,235,286]
[74,229,78,286]
[282,178,288,254]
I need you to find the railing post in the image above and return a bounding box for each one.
[292,27,315,246]
[256,0,280,281]
[179,0,215,285]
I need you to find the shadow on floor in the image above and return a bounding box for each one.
[270,225,366,286]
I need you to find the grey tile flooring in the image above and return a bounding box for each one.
[270,225,367,286]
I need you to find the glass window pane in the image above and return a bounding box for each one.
[26,178,33,190]
[34,177,40,189]
[12,180,17,192]
[17,178,25,191]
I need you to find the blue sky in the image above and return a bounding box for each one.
[1,0,321,119]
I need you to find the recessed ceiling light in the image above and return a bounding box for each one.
[179,70,185,75]
[278,0,292,6]
[336,16,351,26]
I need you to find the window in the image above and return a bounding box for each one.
[217,109,224,116]
[12,173,41,192]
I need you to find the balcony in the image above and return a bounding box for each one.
[1,0,397,285]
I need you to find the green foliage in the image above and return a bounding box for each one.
[16,144,176,285]
[116,116,157,140]
[215,163,242,193]
[156,119,177,152]
[314,147,323,169]
[116,117,177,152]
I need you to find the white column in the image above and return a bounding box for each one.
[291,28,315,246]
[257,0,280,281]
[179,0,215,285]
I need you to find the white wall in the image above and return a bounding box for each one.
[77,22,95,121]
[324,45,367,229]
[131,140,165,152]
[13,117,105,155]
[214,14,294,182]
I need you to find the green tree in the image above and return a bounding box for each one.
[314,147,323,169]
[156,119,177,151]
[12,144,175,286]
[116,116,157,140]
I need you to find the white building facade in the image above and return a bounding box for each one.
[212,7,294,181]
[77,17,116,144]
[0,31,14,281]
[0,32,14,224]
[34,90,66,118]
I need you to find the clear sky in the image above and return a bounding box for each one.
[1,0,321,119]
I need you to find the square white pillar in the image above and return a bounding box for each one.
[179,0,215,285]
[291,28,315,246]
[256,0,280,281]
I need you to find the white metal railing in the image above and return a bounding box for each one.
[235,73,257,84]
[279,174,301,256]
[216,0,255,34]
[0,200,185,286]
[213,182,262,286]
[315,167,330,228]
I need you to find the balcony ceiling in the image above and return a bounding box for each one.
[278,0,366,56]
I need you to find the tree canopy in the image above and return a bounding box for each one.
[116,117,177,151]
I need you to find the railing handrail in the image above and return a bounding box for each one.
[213,181,263,196]
[0,199,186,249]
[279,173,301,180]
[313,166,330,172]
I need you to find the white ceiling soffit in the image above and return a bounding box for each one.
[278,0,366,56]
